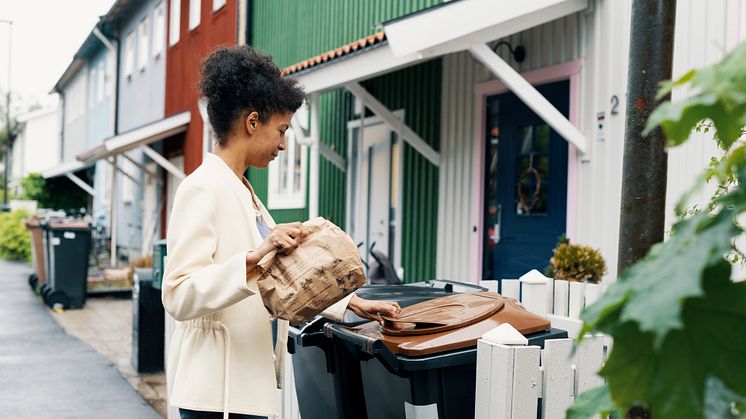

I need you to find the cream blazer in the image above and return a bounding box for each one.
[162,153,350,417]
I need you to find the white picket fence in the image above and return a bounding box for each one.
[480,271,611,340]
[474,271,611,419]
[475,335,606,419]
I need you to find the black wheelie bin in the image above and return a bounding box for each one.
[326,291,568,419]
[40,220,92,309]
[288,280,487,419]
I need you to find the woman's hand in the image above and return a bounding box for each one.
[246,222,305,272]
[347,294,401,321]
[265,222,305,255]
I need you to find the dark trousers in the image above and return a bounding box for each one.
[179,408,267,419]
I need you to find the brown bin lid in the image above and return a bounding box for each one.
[47,220,91,229]
[380,292,505,336]
[350,292,550,357]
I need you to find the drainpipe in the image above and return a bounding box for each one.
[309,93,320,219]
[94,23,119,267]
[617,0,677,273]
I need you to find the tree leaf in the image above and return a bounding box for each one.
[598,323,656,411]
[566,386,622,419]
[617,211,737,346]
[705,376,746,419]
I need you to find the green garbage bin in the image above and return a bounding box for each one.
[152,240,167,290]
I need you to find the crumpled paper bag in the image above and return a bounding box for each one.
[257,217,366,324]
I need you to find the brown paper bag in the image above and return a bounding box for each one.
[257,217,366,324]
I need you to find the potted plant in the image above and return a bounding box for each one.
[546,236,607,284]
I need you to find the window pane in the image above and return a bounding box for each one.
[189,0,200,30]
[169,0,180,46]
[515,123,550,216]
[213,0,226,11]
[125,31,135,77]
[137,19,149,70]
[153,2,165,57]
[294,142,302,193]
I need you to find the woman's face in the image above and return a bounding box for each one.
[245,111,292,168]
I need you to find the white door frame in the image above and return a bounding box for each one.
[346,110,405,272]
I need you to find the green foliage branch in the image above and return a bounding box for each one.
[568,42,746,419]
[0,209,30,262]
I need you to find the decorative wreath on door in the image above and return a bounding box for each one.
[517,167,543,214]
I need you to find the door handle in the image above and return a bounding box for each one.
[490,204,502,244]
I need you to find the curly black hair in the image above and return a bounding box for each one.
[199,45,306,145]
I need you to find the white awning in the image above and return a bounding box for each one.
[42,159,92,179]
[289,0,589,152]
[77,111,190,163]
[293,0,588,94]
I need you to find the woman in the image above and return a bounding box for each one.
[162,46,400,419]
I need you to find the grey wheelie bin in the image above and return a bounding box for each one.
[288,280,487,419]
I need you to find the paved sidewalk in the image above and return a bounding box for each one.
[0,260,162,419]
[51,294,167,417]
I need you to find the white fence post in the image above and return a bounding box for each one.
[475,339,541,419]
[553,280,569,316]
[502,279,520,301]
[575,335,605,393]
[519,270,549,318]
[542,339,574,418]
[568,281,586,319]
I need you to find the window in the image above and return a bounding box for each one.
[267,127,308,209]
[153,2,165,57]
[137,18,149,71]
[189,0,200,30]
[121,158,136,204]
[124,31,135,78]
[212,0,225,11]
[89,67,97,109]
[97,61,105,102]
[169,0,180,46]
[198,99,215,156]
[99,160,110,205]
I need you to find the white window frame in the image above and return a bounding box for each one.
[124,31,135,78]
[212,0,226,11]
[99,161,110,205]
[267,126,308,209]
[121,158,136,204]
[189,0,201,30]
[153,2,165,58]
[169,0,180,46]
[96,61,105,102]
[137,17,149,71]
[197,99,215,157]
[88,67,97,109]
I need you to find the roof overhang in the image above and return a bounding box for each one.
[292,0,588,94]
[77,111,190,163]
[42,159,93,179]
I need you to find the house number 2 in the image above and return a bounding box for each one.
[610,95,620,115]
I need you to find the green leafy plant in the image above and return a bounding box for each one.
[548,238,607,284]
[0,210,31,262]
[571,42,746,419]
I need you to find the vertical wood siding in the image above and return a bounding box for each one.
[251,0,442,281]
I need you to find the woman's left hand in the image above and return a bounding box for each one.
[347,294,401,321]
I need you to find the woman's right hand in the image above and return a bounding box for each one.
[265,222,305,255]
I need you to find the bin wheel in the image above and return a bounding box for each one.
[45,290,69,310]
[40,284,52,301]
[28,274,38,291]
